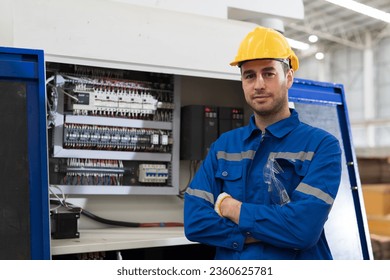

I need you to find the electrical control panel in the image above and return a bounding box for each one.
[46,63,180,195]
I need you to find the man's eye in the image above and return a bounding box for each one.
[244,73,255,79]
[262,72,276,79]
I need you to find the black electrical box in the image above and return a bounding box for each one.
[180,105,243,160]
[218,107,244,135]
[180,105,218,160]
[50,208,81,239]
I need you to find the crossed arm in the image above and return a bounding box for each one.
[218,195,259,244]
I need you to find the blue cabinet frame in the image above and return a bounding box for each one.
[0,46,50,259]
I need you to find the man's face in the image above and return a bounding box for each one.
[241,59,293,117]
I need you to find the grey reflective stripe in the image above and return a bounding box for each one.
[296,183,334,205]
[269,151,314,162]
[186,187,214,204]
[217,150,255,161]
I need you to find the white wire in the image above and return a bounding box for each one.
[49,185,69,210]
[45,75,55,85]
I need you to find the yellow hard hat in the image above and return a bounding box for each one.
[230,26,299,71]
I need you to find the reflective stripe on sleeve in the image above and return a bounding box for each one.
[186,187,214,204]
[217,150,255,161]
[269,151,314,162]
[296,182,334,205]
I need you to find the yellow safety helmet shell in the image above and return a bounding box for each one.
[230,26,299,71]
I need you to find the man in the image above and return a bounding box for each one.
[183,26,342,260]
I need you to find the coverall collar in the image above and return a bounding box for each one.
[244,109,301,141]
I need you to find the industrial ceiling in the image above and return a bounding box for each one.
[284,0,390,56]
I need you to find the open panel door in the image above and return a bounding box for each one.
[0,47,50,259]
[290,78,372,260]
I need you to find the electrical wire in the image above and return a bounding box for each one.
[46,76,58,128]
[49,185,69,211]
[49,186,183,228]
[178,159,200,199]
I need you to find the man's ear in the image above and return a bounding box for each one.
[286,69,294,89]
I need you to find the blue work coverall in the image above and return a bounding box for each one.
[184,109,342,259]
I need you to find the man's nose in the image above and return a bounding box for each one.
[254,75,265,90]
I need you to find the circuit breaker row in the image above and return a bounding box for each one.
[54,158,169,186]
[63,123,172,152]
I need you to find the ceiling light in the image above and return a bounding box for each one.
[286,38,310,50]
[308,35,318,43]
[325,0,390,23]
[315,52,325,60]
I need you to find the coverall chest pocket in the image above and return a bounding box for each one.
[215,162,243,196]
[275,158,310,193]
